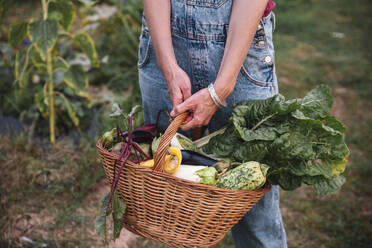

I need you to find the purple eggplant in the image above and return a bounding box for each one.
[181,150,217,166]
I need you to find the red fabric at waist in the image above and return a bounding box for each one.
[263,0,276,17]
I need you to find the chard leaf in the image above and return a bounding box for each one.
[316,135,349,161]
[305,175,346,195]
[231,96,276,123]
[94,193,112,239]
[176,134,197,151]
[232,140,270,162]
[291,110,343,136]
[235,126,278,142]
[129,105,141,117]
[151,135,162,155]
[323,115,346,133]
[272,96,302,115]
[270,132,316,161]
[110,103,123,118]
[330,159,347,176]
[112,191,126,240]
[201,85,349,195]
[268,171,302,191]
[203,126,239,157]
[300,84,333,118]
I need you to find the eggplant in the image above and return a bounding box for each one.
[181,150,217,166]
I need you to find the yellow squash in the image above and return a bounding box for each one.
[139,146,182,174]
[140,159,155,167]
[164,146,182,174]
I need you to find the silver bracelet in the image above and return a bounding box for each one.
[207,84,227,108]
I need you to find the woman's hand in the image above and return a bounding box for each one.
[170,88,218,131]
[163,64,192,108]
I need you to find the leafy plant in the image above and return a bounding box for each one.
[91,0,143,109]
[8,0,98,144]
[95,104,148,242]
[203,85,350,195]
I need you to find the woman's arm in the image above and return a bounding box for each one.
[143,0,191,107]
[171,0,269,130]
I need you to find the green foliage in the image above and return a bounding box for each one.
[91,0,143,108]
[7,0,98,144]
[94,193,111,240]
[56,92,79,126]
[64,64,90,97]
[48,0,75,31]
[14,46,32,92]
[78,0,98,6]
[112,191,126,239]
[29,19,58,60]
[73,32,99,67]
[8,21,29,48]
[0,0,12,25]
[203,85,349,195]
[109,103,141,130]
[94,190,126,242]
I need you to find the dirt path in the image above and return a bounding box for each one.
[80,180,139,248]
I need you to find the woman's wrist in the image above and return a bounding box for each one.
[159,58,179,79]
[213,76,236,102]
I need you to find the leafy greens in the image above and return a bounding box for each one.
[203,85,349,195]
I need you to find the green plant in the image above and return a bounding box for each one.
[91,0,143,109]
[203,85,350,195]
[8,0,98,144]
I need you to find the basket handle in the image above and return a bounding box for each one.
[153,112,188,172]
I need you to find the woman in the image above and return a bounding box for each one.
[138,0,287,247]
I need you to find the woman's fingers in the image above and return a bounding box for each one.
[170,86,183,107]
[180,117,198,131]
[180,77,192,101]
[171,88,218,130]
[171,97,193,116]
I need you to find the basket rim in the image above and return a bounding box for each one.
[96,140,271,194]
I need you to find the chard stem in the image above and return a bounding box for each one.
[252,112,277,130]
[194,127,227,148]
[107,144,131,213]
[132,142,150,159]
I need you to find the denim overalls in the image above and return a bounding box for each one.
[138,1,287,247]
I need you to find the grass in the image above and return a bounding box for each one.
[1,0,371,247]
[0,135,106,247]
[273,0,372,247]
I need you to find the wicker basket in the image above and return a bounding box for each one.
[96,112,271,248]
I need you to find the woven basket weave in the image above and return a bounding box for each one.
[96,112,271,248]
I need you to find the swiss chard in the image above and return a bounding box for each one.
[203,85,349,195]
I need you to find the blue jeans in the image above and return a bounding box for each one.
[138,1,287,247]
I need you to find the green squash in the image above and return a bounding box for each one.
[216,161,269,190]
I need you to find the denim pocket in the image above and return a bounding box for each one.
[184,0,228,8]
[137,30,151,68]
[240,18,275,87]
